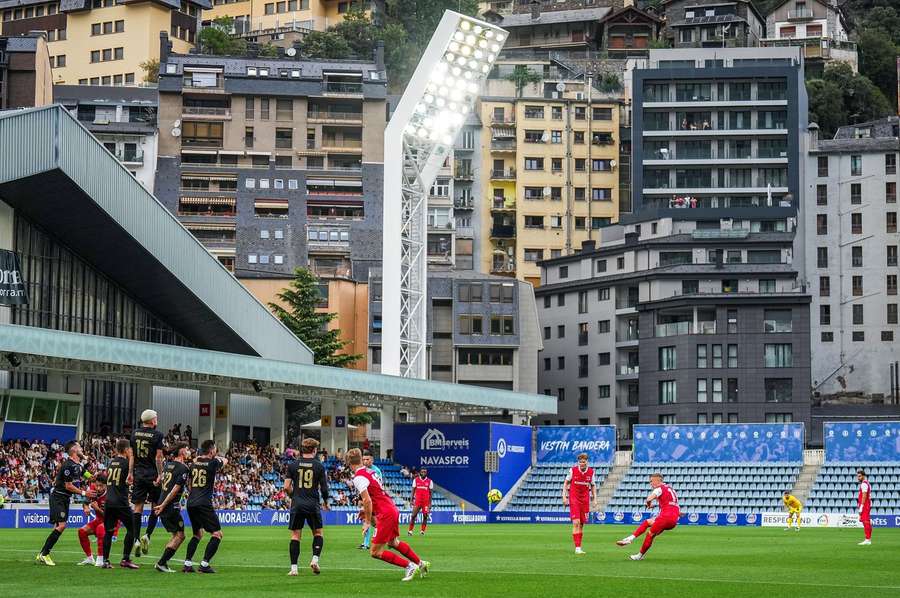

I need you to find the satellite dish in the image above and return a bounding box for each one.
[543,186,552,196]
[171,128,181,137]
[610,159,617,168]
[555,82,565,92]
[173,119,181,128]
[541,131,550,142]
[286,47,297,57]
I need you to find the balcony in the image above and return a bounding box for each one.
[182,106,231,119]
[324,82,363,96]
[491,259,516,275]
[490,168,516,180]
[491,138,517,153]
[787,8,815,19]
[491,114,515,125]
[307,110,363,123]
[616,329,640,343]
[182,138,223,149]
[490,224,516,238]
[617,363,640,378]
[112,149,143,164]
[616,393,640,410]
[321,138,362,152]
[182,78,225,92]
[655,321,691,337]
[310,263,352,278]
[454,197,474,209]
[454,167,474,180]
[491,197,516,211]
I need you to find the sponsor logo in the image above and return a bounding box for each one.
[538,440,612,453]
[451,513,487,523]
[535,515,571,523]
[871,517,887,527]
[817,514,829,527]
[613,511,625,522]
[630,511,643,522]
[726,513,738,524]
[688,512,700,523]
[218,511,262,525]
[706,513,718,523]
[745,513,758,524]
[421,429,469,451]
[270,511,291,525]
[495,515,532,522]
[497,438,507,458]
[497,438,525,459]
[420,455,469,466]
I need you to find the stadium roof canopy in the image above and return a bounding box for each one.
[0,106,554,415]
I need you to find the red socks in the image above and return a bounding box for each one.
[421,520,427,532]
[633,520,650,537]
[573,532,583,548]
[78,528,92,556]
[395,541,420,565]
[408,520,415,532]
[864,521,872,540]
[376,550,410,569]
[640,533,654,555]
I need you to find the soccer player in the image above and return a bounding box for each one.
[348,448,430,582]
[562,453,596,554]
[360,451,382,549]
[284,438,329,576]
[36,440,96,566]
[184,439,227,573]
[100,439,139,569]
[77,474,119,566]
[152,442,191,573]
[616,472,680,561]
[128,409,165,557]
[857,469,872,545]
[782,491,802,532]
[408,468,433,536]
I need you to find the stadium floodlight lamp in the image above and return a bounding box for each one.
[381,11,506,380]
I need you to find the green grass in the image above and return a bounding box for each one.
[1,524,898,597]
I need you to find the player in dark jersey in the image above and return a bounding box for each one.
[36,440,96,566]
[152,442,191,573]
[129,409,165,558]
[184,439,227,573]
[100,439,139,569]
[283,438,329,576]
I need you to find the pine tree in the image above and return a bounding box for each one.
[268,268,361,367]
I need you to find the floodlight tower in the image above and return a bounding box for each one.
[382,11,507,379]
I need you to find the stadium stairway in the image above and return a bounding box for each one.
[504,462,612,511]
[806,462,900,513]
[595,451,632,512]
[790,449,825,504]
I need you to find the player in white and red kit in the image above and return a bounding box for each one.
[408,469,433,536]
[856,469,872,545]
[616,472,680,560]
[76,474,120,566]
[347,449,430,582]
[562,453,597,554]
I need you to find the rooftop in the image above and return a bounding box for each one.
[53,84,158,106]
[495,7,611,28]
[163,53,386,80]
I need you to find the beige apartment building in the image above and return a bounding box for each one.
[202,0,378,35]
[1,0,206,85]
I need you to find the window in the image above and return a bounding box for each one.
[817,156,828,177]
[114,47,123,60]
[764,344,793,368]
[816,184,827,205]
[851,213,862,234]
[275,128,293,148]
[598,288,609,301]
[557,388,565,402]
[543,326,551,340]
[848,183,862,205]
[574,158,586,172]
[882,331,894,342]
[558,356,565,370]
[697,413,708,424]
[489,315,514,335]
[458,315,484,335]
[712,344,723,368]
[659,414,677,425]
[550,130,562,144]
[888,304,898,325]
[597,320,610,334]
[544,358,551,371]
[852,330,865,342]
[558,293,565,307]
[816,214,827,235]
[888,182,897,203]
[557,325,565,338]
[851,245,863,268]
[524,248,543,262]
[727,344,738,368]
[852,303,864,325]
[851,155,862,176]
[578,387,589,411]
[617,257,625,270]
[592,188,612,201]
[697,379,708,403]
[888,212,898,233]
[765,379,792,402]
[766,413,793,423]
[574,106,586,120]
[592,107,612,121]
[764,309,792,333]
[659,346,676,371]
[260,98,270,120]
[822,331,834,342]
[711,378,723,403]
[820,304,831,325]
[248,254,258,264]
[598,352,610,366]
[524,157,544,170]
[596,259,607,273]
[524,215,544,228]
[682,280,699,295]
[659,381,677,404]
[115,19,124,32]
[819,276,830,297]
[727,378,739,402]
[888,246,898,267]
[524,105,544,119]
[578,355,589,378]
[577,290,587,313]
[696,345,707,368]
[560,266,569,279]
[90,50,100,63]
[852,275,863,296]
[886,153,897,175]
[489,283,514,304]
[551,106,562,120]
[817,247,828,268]
[458,283,483,302]
[598,385,610,399]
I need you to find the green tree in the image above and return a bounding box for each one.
[268,268,361,367]
[857,29,899,111]
[505,65,542,97]
[806,63,893,138]
[139,58,159,83]
[860,6,900,45]
[806,79,846,139]
[258,43,279,57]
[198,16,247,56]
[299,30,353,59]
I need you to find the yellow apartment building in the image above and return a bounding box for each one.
[478,85,621,287]
[1,0,206,85]
[201,0,376,34]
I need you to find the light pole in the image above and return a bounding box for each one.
[381,11,507,379]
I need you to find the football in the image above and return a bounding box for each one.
[487,489,503,503]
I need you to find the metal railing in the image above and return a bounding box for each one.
[787,8,814,19]
[321,138,362,149]
[182,106,230,116]
[490,168,516,179]
[490,225,516,238]
[617,364,640,376]
[324,82,363,94]
[307,111,363,121]
[492,198,516,210]
[182,78,224,90]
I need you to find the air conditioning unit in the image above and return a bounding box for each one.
[551,92,559,99]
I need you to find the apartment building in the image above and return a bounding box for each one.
[368,270,542,407]
[484,3,612,53]
[661,0,765,48]
[0,31,53,109]
[478,79,621,286]
[56,84,158,190]
[201,0,379,36]
[632,47,807,219]
[1,0,207,85]
[803,117,900,401]
[536,216,811,436]
[762,0,856,75]
[153,38,386,280]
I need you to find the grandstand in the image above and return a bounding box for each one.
[378,462,457,511]
[505,462,611,511]
[607,463,802,513]
[806,463,900,513]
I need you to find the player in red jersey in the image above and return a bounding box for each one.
[562,453,596,554]
[616,472,680,560]
[857,469,872,545]
[76,474,120,567]
[408,468,433,536]
[348,449,430,582]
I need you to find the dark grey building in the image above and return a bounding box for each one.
[661,0,765,48]
[154,35,387,280]
[536,215,811,438]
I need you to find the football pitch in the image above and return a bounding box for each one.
[1,524,898,597]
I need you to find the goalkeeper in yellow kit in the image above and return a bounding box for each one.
[782,491,802,531]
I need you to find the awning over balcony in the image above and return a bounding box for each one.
[179,196,236,205]
[185,222,236,231]
[254,199,289,209]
